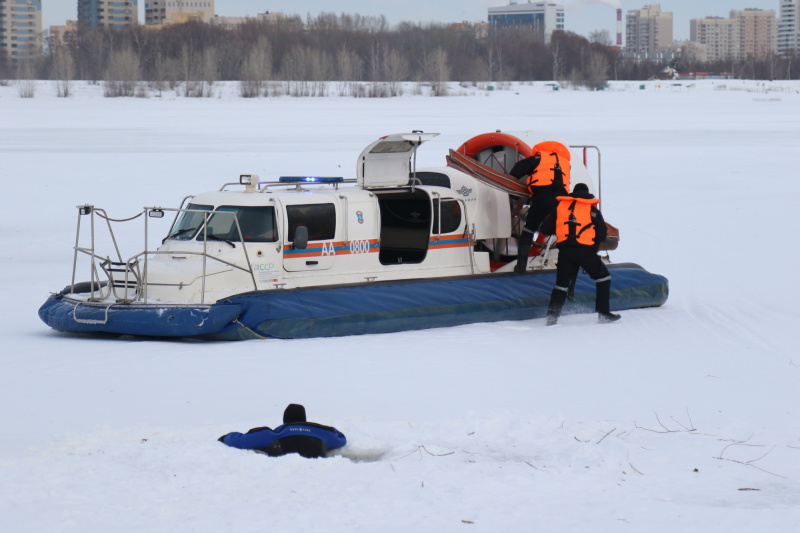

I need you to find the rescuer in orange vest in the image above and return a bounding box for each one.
[509,141,571,273]
[538,183,621,325]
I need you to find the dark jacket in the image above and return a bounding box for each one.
[539,188,607,247]
[218,403,346,458]
[219,422,347,458]
[509,154,541,180]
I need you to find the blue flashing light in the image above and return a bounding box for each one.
[279,176,344,183]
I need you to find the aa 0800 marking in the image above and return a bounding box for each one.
[349,240,372,254]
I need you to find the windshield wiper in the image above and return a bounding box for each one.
[163,227,198,243]
[205,234,236,248]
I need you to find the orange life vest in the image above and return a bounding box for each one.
[554,195,600,246]
[527,141,571,192]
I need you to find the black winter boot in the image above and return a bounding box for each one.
[546,287,568,326]
[515,230,534,273]
[599,312,621,323]
[595,278,620,323]
[595,278,612,314]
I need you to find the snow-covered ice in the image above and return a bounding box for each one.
[1,79,799,532]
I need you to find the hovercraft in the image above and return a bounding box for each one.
[38,132,668,339]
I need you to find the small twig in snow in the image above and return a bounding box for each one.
[655,413,672,432]
[597,427,617,444]
[420,445,454,457]
[627,452,644,475]
[671,408,696,432]
[715,443,786,478]
[635,411,699,435]
[398,445,455,461]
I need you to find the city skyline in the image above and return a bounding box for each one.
[42,1,782,41]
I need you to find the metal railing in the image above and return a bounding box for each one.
[69,205,258,305]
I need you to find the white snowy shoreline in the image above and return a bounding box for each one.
[1,79,799,532]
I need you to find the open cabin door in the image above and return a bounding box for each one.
[357,132,439,188]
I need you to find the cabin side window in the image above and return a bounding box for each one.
[432,199,462,234]
[410,171,451,188]
[286,204,336,241]
[196,206,277,243]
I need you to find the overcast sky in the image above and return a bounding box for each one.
[44,1,782,41]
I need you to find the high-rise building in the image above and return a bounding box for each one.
[625,4,673,55]
[732,9,777,60]
[78,0,139,30]
[145,1,214,26]
[691,17,737,62]
[49,20,79,49]
[0,0,42,61]
[777,0,799,54]
[690,9,777,61]
[488,2,565,44]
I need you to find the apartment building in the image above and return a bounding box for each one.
[78,0,139,30]
[625,4,673,55]
[690,9,776,61]
[734,9,777,59]
[777,0,799,54]
[0,0,42,61]
[145,0,214,26]
[49,19,79,49]
[691,17,736,62]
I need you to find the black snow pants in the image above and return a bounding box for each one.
[547,245,612,317]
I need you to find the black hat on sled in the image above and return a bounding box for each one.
[283,404,307,424]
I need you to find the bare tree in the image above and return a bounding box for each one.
[429,47,450,96]
[281,45,330,97]
[366,41,386,82]
[240,37,273,97]
[584,50,610,89]
[16,60,37,98]
[385,48,409,96]
[104,47,141,97]
[51,46,75,97]
[334,45,361,96]
[177,43,199,97]
[485,43,505,82]
[77,30,108,82]
[149,52,175,96]
[551,37,564,81]
[588,30,612,46]
[197,46,218,97]
[675,41,702,74]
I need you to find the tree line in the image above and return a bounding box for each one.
[2,12,797,98]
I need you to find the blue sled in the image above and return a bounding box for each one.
[38,263,668,340]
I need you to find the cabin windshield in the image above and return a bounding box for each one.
[167,204,213,240]
[198,205,278,243]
